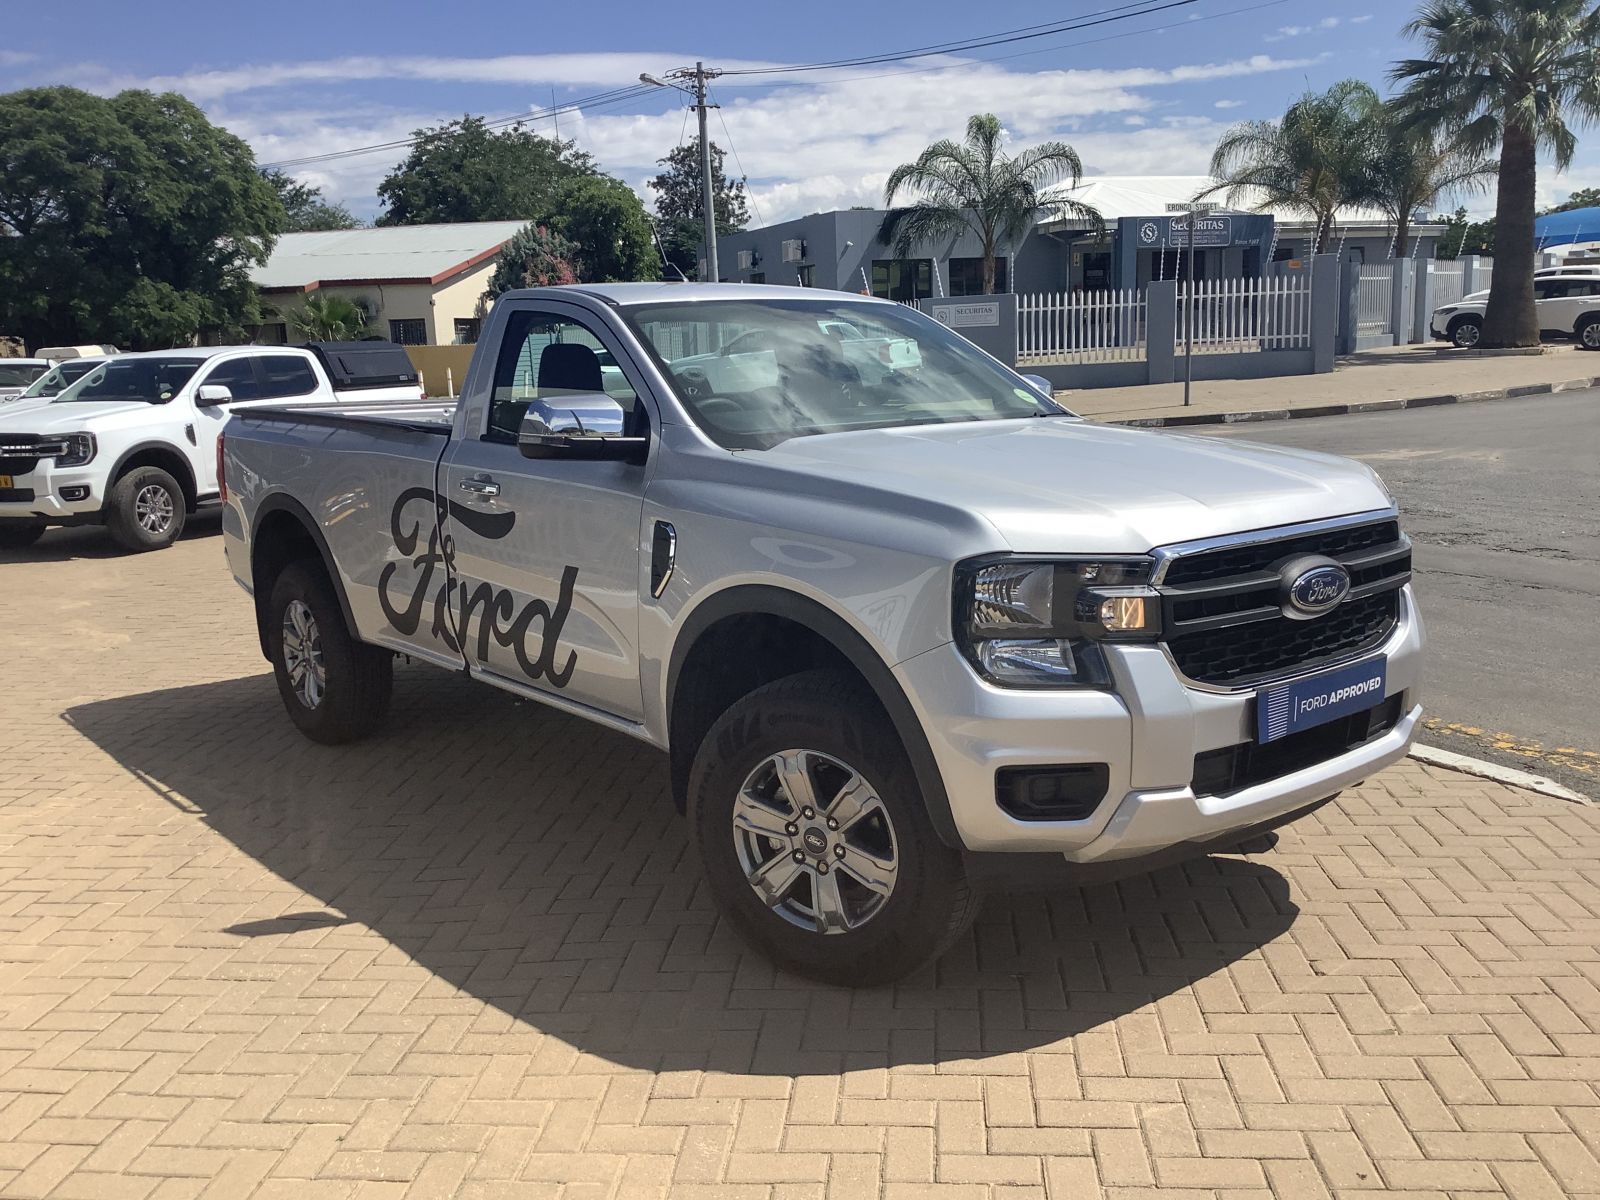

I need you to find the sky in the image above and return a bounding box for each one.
[7,0,1597,227]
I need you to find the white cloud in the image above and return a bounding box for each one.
[1267,16,1344,41]
[1350,14,1374,23]
[153,51,1319,224]
[1214,99,1244,109]
[0,50,36,68]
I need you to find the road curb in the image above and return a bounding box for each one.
[1096,374,1599,429]
[1409,743,1590,805]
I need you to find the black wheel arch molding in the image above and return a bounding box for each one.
[108,441,199,510]
[664,583,964,850]
[248,492,363,662]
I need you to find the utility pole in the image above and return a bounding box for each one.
[1167,200,1219,408]
[640,64,722,281]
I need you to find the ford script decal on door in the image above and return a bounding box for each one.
[378,486,578,687]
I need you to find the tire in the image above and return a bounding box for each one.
[1577,315,1600,350]
[687,669,979,986]
[1448,315,1482,349]
[106,466,186,552]
[0,520,46,550]
[266,561,392,744]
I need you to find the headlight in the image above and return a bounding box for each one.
[53,433,96,468]
[955,557,1160,688]
[1434,306,1458,316]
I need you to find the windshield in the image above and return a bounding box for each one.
[625,298,1063,449]
[55,357,205,404]
[17,359,103,399]
[0,363,48,389]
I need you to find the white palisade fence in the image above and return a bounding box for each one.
[1176,273,1313,354]
[1017,288,1147,363]
[1355,263,1394,335]
[1428,260,1468,309]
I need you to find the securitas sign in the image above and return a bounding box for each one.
[1256,657,1387,744]
[1135,215,1235,248]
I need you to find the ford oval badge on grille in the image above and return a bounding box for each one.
[1279,556,1351,619]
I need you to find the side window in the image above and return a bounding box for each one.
[201,358,261,402]
[487,309,640,444]
[257,355,319,400]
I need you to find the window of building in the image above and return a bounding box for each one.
[248,322,288,345]
[797,264,815,288]
[871,259,933,302]
[389,318,428,345]
[948,257,1008,296]
[748,273,766,285]
[453,318,482,345]
[257,355,319,400]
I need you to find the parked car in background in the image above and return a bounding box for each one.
[0,359,52,401]
[1432,267,1600,348]
[221,283,1422,984]
[0,341,422,552]
[0,356,112,413]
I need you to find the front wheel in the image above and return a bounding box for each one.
[0,520,46,550]
[267,561,393,744]
[687,669,979,986]
[1576,316,1600,350]
[1448,315,1482,349]
[106,466,186,552]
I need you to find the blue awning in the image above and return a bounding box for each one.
[1534,206,1600,248]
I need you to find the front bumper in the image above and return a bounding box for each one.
[0,461,103,522]
[894,585,1423,858]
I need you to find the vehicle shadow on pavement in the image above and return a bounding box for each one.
[1,518,221,563]
[66,666,1298,1074]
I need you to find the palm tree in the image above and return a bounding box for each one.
[1357,99,1497,259]
[879,113,1101,295]
[1393,0,1600,346]
[286,293,373,341]
[1205,80,1378,252]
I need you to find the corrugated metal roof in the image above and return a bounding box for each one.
[253,221,528,289]
[1043,175,1399,229]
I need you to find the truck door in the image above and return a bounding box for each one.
[189,356,265,495]
[439,302,651,723]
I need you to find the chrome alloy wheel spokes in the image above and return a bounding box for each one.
[731,749,899,935]
[281,599,326,709]
[134,483,174,534]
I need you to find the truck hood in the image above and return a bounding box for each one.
[760,417,1392,553]
[0,399,170,433]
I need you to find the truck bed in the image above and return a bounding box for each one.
[236,398,458,435]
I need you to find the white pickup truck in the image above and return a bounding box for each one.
[0,341,421,551]
[221,284,1423,984]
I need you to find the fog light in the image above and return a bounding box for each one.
[60,485,90,502]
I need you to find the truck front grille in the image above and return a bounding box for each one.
[1156,516,1411,688]
[0,434,68,478]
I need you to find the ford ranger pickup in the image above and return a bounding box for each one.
[220,284,1423,984]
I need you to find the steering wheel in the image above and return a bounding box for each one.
[675,367,712,399]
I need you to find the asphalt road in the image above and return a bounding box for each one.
[1203,390,1600,797]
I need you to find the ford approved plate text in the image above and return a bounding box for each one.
[1256,657,1387,744]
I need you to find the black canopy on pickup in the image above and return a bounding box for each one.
[300,341,420,390]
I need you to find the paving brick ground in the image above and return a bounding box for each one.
[2,525,1598,1200]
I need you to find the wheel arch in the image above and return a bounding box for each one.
[248,493,361,661]
[108,441,198,511]
[664,584,962,849]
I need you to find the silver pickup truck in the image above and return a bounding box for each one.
[221,283,1423,984]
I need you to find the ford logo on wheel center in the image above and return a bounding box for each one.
[1280,557,1352,619]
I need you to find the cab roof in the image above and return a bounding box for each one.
[503,283,889,308]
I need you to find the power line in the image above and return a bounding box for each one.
[717,0,1198,77]
[708,88,764,229]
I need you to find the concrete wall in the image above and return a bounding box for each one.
[405,345,475,398]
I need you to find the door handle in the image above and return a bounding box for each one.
[459,476,500,497]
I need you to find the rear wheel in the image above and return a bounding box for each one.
[0,520,46,550]
[106,466,186,552]
[1576,315,1600,350]
[1448,315,1482,349]
[687,669,978,986]
[267,561,392,744]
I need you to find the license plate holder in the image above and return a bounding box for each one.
[1256,657,1388,744]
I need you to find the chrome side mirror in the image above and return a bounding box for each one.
[517,393,646,464]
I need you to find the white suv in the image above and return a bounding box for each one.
[1431,269,1600,349]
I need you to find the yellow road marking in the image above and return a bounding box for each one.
[1422,717,1597,775]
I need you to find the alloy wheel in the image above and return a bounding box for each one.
[281,599,326,709]
[731,749,899,935]
[134,483,175,534]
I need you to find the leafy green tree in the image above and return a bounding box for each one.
[1393,0,1600,346]
[1354,99,1495,258]
[552,175,657,282]
[1432,206,1497,257]
[648,142,750,279]
[0,86,279,349]
[1207,80,1378,253]
[484,223,579,303]
[376,115,595,226]
[1541,186,1600,214]
[263,169,361,232]
[879,113,1099,295]
[285,293,372,340]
